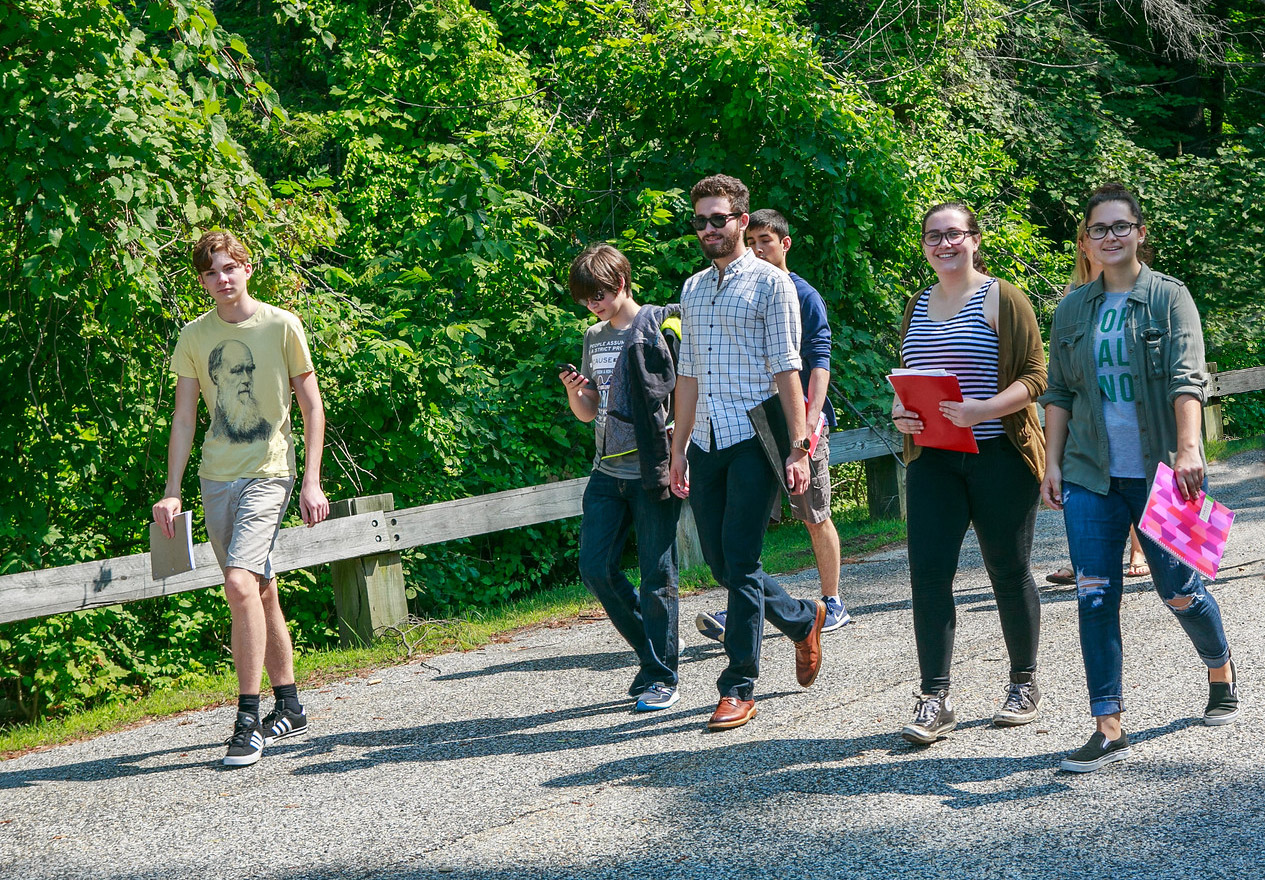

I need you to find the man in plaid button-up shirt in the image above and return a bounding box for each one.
[669,175,828,731]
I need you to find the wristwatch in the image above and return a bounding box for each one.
[792,438,812,452]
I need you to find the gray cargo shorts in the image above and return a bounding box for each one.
[200,476,295,579]
[788,425,832,525]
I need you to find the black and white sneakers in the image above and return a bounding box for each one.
[901,690,957,745]
[992,679,1041,727]
[1059,730,1132,773]
[262,704,309,744]
[1204,659,1240,726]
[223,712,265,767]
[222,704,307,767]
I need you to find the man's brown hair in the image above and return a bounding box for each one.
[568,243,631,305]
[192,231,252,273]
[689,174,750,213]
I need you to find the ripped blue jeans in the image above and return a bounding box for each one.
[1063,479,1231,717]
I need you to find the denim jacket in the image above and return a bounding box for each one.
[1040,263,1208,494]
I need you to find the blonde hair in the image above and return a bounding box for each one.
[1066,220,1095,290]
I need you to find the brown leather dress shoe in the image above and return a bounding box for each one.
[795,599,827,687]
[707,696,757,730]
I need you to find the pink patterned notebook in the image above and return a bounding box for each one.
[1137,461,1235,579]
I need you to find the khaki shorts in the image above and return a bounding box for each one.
[201,476,294,579]
[788,425,832,525]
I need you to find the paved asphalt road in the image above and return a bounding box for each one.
[2,450,1262,880]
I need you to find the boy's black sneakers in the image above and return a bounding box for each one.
[1059,730,1132,773]
[223,712,265,767]
[262,704,309,744]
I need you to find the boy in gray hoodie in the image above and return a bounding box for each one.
[559,243,683,710]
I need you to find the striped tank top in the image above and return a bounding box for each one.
[901,279,1005,441]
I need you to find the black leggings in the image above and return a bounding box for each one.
[906,436,1040,694]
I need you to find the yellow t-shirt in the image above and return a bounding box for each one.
[170,302,315,481]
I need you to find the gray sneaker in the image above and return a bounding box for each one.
[635,683,680,711]
[993,679,1041,727]
[696,610,725,643]
[821,596,852,633]
[901,690,956,745]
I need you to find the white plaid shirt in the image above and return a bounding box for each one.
[678,248,802,451]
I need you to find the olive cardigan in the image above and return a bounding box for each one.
[897,279,1047,480]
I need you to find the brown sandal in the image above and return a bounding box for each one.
[1045,566,1075,586]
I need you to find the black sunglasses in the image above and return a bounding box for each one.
[689,212,742,231]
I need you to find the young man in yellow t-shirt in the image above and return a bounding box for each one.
[153,231,330,767]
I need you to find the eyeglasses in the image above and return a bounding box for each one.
[689,212,742,231]
[584,290,608,305]
[921,228,975,247]
[1086,221,1141,240]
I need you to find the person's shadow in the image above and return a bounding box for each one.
[541,717,1201,810]
[0,704,1199,795]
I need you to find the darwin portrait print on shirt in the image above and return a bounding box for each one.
[170,302,314,481]
[208,339,271,444]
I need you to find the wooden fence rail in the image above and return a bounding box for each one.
[0,426,897,633]
[1,363,1258,639]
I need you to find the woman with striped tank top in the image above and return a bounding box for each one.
[891,202,1047,746]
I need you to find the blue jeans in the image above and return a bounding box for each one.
[579,470,681,690]
[1063,479,1231,717]
[688,437,817,701]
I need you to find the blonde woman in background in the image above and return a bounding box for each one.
[1045,220,1148,586]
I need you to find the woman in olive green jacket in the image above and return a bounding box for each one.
[1041,183,1238,774]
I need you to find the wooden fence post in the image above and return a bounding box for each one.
[675,500,707,571]
[864,455,905,521]
[1203,362,1224,444]
[329,494,407,646]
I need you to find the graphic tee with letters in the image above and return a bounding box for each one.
[171,302,314,481]
[580,320,640,479]
[1095,292,1146,478]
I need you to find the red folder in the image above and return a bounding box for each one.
[806,400,825,457]
[886,369,979,454]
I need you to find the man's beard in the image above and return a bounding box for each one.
[700,224,742,260]
[210,390,271,444]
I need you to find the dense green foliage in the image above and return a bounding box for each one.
[2,0,1261,720]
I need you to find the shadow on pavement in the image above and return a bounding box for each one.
[283,690,807,777]
[542,717,1201,810]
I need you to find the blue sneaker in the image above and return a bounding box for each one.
[821,596,851,633]
[696,610,726,643]
[635,683,680,711]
